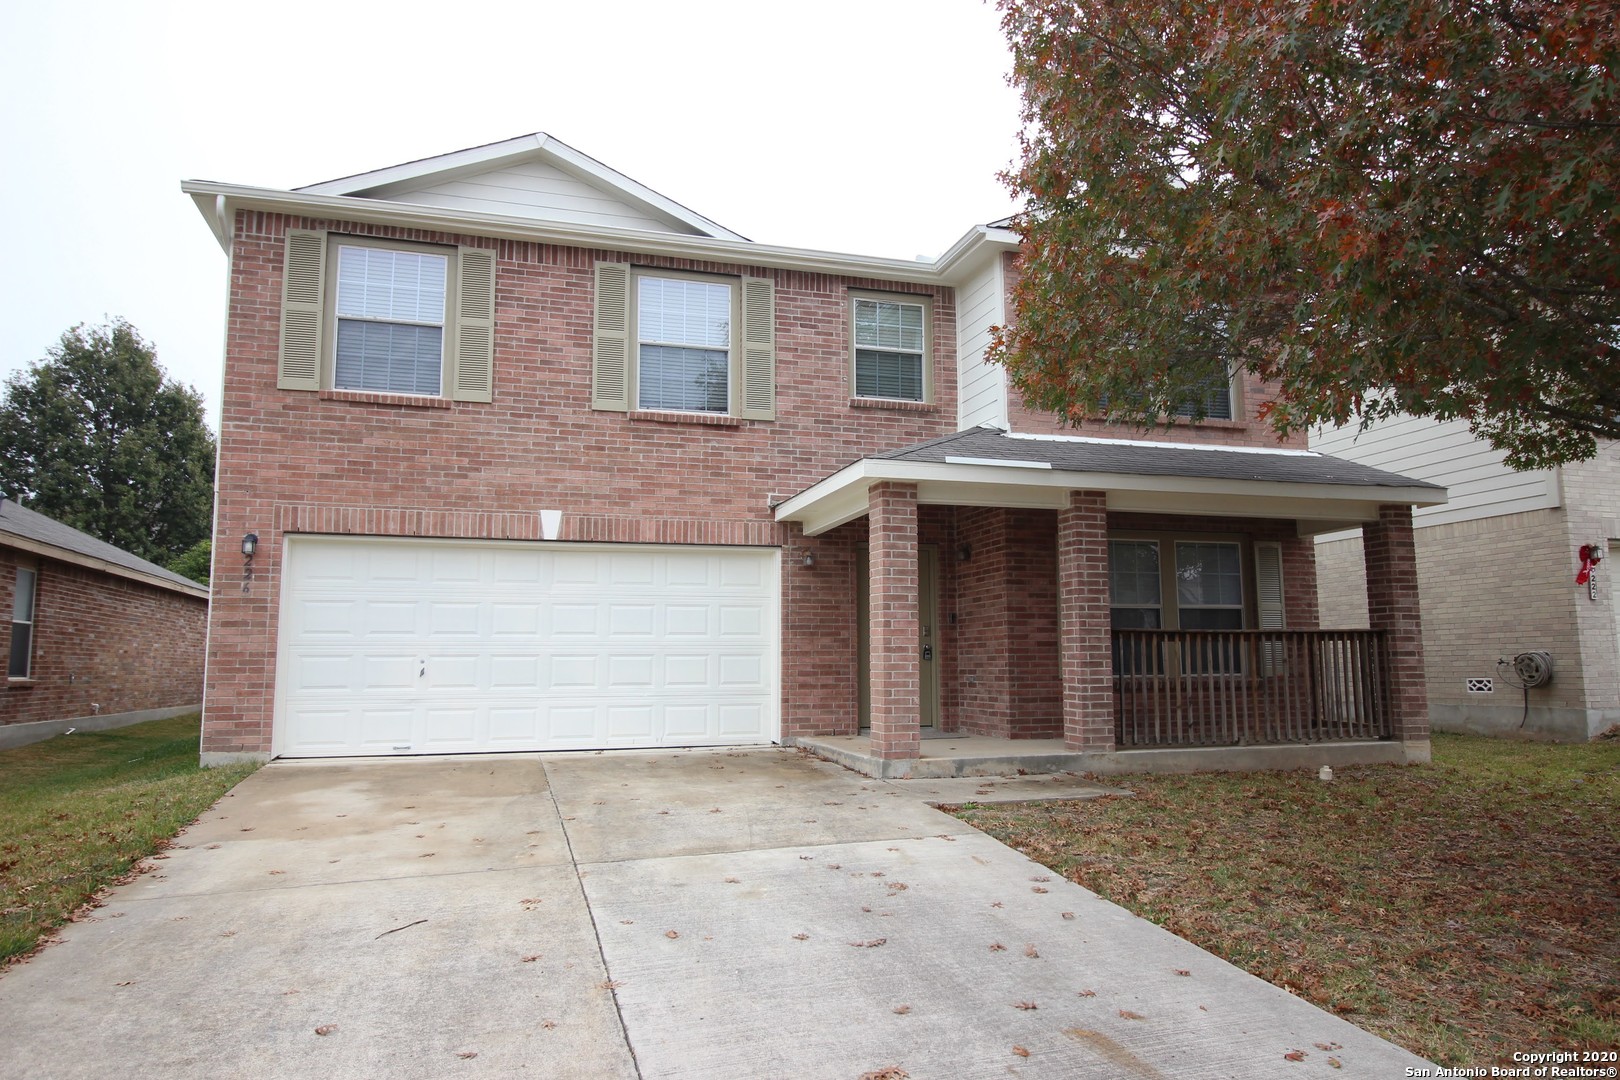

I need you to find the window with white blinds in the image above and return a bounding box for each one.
[333,246,449,396]
[852,296,927,402]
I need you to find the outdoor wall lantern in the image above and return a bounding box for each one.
[957,543,973,563]
[802,551,815,568]
[241,533,259,558]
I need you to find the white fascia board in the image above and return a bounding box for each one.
[776,458,1448,536]
[292,134,747,241]
[295,134,551,195]
[0,534,210,601]
[181,181,953,284]
[933,224,1020,285]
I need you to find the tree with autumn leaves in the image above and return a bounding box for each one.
[991,0,1618,469]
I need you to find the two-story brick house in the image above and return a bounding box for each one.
[185,133,1445,775]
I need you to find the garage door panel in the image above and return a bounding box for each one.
[277,539,778,757]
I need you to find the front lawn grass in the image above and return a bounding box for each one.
[0,715,258,966]
[952,732,1620,1066]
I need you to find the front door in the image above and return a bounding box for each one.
[856,545,938,731]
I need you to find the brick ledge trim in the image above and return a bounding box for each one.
[272,503,786,547]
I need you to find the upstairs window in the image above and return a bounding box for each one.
[636,275,733,413]
[1170,368,1234,421]
[852,294,929,402]
[332,244,449,397]
[10,564,35,679]
[274,230,494,403]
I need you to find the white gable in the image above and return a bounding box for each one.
[295,133,745,240]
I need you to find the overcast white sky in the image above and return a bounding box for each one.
[0,0,1022,430]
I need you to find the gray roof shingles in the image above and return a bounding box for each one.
[0,498,205,593]
[871,427,1442,491]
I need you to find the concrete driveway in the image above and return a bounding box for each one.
[0,749,1431,1079]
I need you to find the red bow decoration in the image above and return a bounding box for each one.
[1577,544,1602,585]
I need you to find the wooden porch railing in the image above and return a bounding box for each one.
[1112,630,1391,748]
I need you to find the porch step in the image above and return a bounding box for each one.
[789,734,1423,779]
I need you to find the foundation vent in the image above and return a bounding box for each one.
[1465,678,1494,694]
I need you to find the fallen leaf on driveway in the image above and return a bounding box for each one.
[665,930,680,939]
[1024,944,1040,958]
[989,943,1007,952]
[456,1051,477,1059]
[599,980,623,989]
[418,853,435,859]
[724,877,741,884]
[859,1067,909,1080]
[1061,912,1075,920]
[1314,1042,1342,1051]
[792,933,809,941]
[1283,1050,1307,1062]
[1031,886,1049,894]
[115,981,135,987]
[1013,1001,1037,1010]
[1174,969,1190,976]
[847,938,887,948]
[314,1025,337,1036]
[521,955,541,963]
[1011,1046,1030,1057]
[1118,1010,1145,1020]
[1327,1058,1342,1069]
[892,1004,911,1014]
[541,1020,557,1030]
[1078,989,1096,997]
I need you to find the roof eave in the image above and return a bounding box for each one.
[0,532,210,600]
[774,459,1448,537]
[180,181,959,284]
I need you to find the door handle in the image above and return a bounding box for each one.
[921,644,934,661]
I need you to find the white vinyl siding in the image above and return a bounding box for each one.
[364,159,697,234]
[275,537,779,757]
[1312,413,1558,527]
[955,257,1007,429]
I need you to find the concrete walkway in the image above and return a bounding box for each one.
[0,748,1432,1079]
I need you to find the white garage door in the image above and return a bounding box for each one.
[275,537,779,757]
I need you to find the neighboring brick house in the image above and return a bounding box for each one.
[183,133,1445,774]
[1314,416,1619,742]
[1,498,209,747]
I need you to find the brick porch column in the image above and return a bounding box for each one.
[1058,490,1113,752]
[1364,504,1429,746]
[868,482,920,761]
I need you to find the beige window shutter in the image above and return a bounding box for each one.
[739,275,775,421]
[1255,541,1286,674]
[278,230,326,391]
[452,247,495,402]
[592,262,631,411]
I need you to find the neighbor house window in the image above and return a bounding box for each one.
[852,294,929,402]
[331,242,450,397]
[10,565,35,679]
[636,275,734,413]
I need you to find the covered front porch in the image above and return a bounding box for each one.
[773,428,1446,777]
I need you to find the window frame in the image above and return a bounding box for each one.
[10,561,37,681]
[1169,364,1237,422]
[849,290,933,404]
[629,267,743,416]
[1109,532,1252,632]
[322,234,459,399]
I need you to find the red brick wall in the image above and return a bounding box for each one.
[1058,492,1114,751]
[999,253,1308,450]
[867,483,920,760]
[951,508,1062,738]
[1,549,207,727]
[1364,504,1428,742]
[205,212,959,755]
